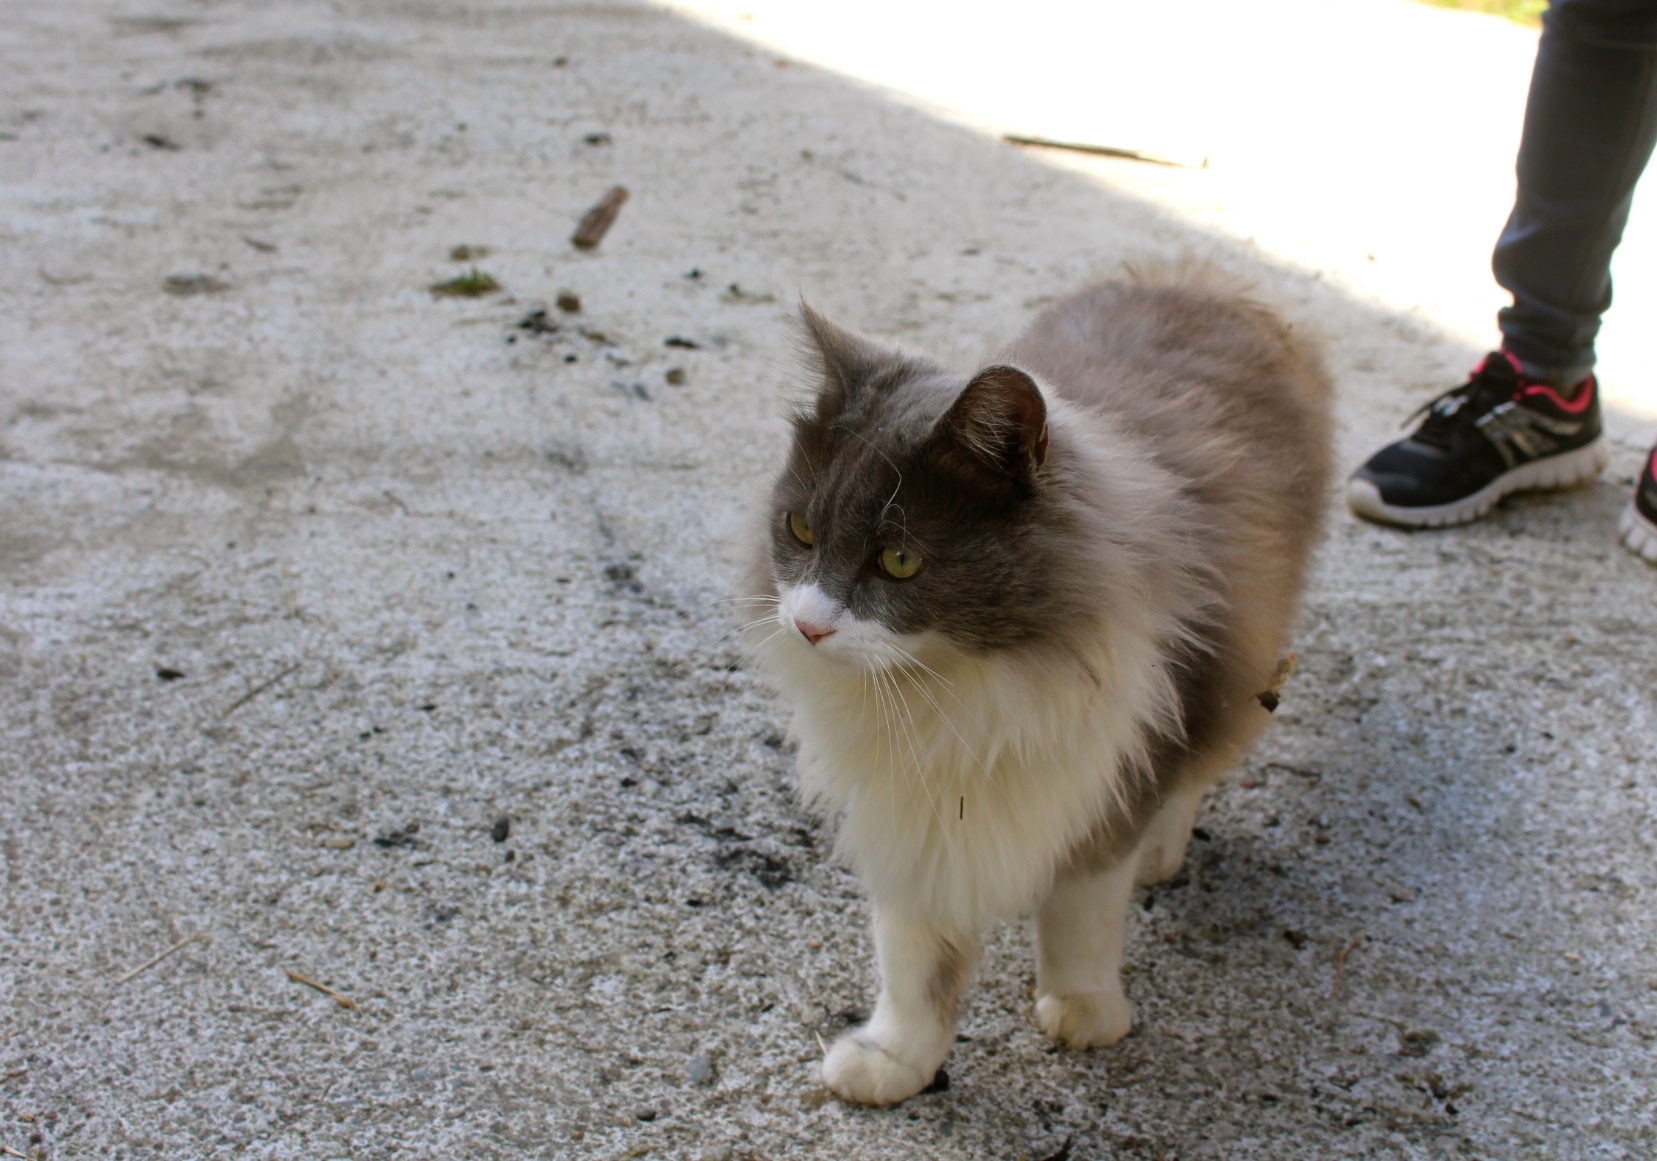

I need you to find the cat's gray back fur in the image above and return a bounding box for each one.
[1007,269,1334,864]
[1006,271,1332,557]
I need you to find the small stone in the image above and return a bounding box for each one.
[1398,1029,1440,1057]
[665,367,686,386]
[373,821,421,849]
[491,815,511,843]
[635,1107,658,1122]
[517,308,558,335]
[556,291,581,313]
[687,1053,714,1086]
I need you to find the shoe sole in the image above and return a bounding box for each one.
[1346,437,1611,529]
[1619,497,1657,565]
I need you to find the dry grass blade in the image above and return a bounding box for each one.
[114,933,208,985]
[285,969,359,1010]
[224,662,300,716]
[2,1144,30,1158]
[1332,934,1366,999]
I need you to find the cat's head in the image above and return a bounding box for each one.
[763,305,1082,671]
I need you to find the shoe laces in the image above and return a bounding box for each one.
[1403,352,1521,450]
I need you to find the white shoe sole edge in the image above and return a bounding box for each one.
[1619,498,1657,565]
[1346,437,1612,529]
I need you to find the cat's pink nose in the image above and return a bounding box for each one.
[795,618,835,645]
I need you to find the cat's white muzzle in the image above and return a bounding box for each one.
[776,582,923,673]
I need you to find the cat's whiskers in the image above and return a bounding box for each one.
[689,609,786,669]
[875,663,958,855]
[702,620,791,698]
[688,598,782,655]
[884,645,954,690]
[867,665,908,823]
[879,643,990,780]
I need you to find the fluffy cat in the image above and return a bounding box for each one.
[746,267,1333,1105]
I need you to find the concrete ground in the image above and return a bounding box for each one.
[2,2,1654,1158]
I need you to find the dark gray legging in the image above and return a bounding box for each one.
[1494,0,1657,381]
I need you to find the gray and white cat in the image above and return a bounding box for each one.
[747,267,1333,1105]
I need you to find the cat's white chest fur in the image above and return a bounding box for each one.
[767,589,1175,930]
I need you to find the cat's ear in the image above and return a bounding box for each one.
[935,365,1049,485]
[797,301,890,419]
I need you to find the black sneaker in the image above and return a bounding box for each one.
[1347,351,1611,527]
[1619,444,1657,565]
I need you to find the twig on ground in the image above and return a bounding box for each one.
[285,969,359,1010]
[571,185,629,249]
[814,1031,827,1057]
[224,662,300,716]
[1003,134,1205,169]
[1332,934,1366,999]
[114,933,208,985]
[3,1143,31,1158]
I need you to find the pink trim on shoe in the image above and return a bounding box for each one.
[1491,349,1596,414]
[1519,374,1596,414]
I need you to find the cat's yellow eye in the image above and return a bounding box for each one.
[787,511,815,546]
[880,546,922,579]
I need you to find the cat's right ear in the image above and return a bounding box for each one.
[934,365,1049,489]
[797,302,887,421]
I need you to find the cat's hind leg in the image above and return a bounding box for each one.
[1034,856,1137,1049]
[822,905,976,1106]
[1134,783,1205,886]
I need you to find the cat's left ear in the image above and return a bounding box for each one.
[936,365,1049,485]
[798,301,893,421]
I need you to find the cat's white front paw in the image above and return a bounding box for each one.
[1035,987,1133,1049]
[821,1032,936,1106]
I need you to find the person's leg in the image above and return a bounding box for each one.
[1494,0,1657,384]
[1348,0,1657,530]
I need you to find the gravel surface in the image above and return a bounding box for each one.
[2,2,1654,1159]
